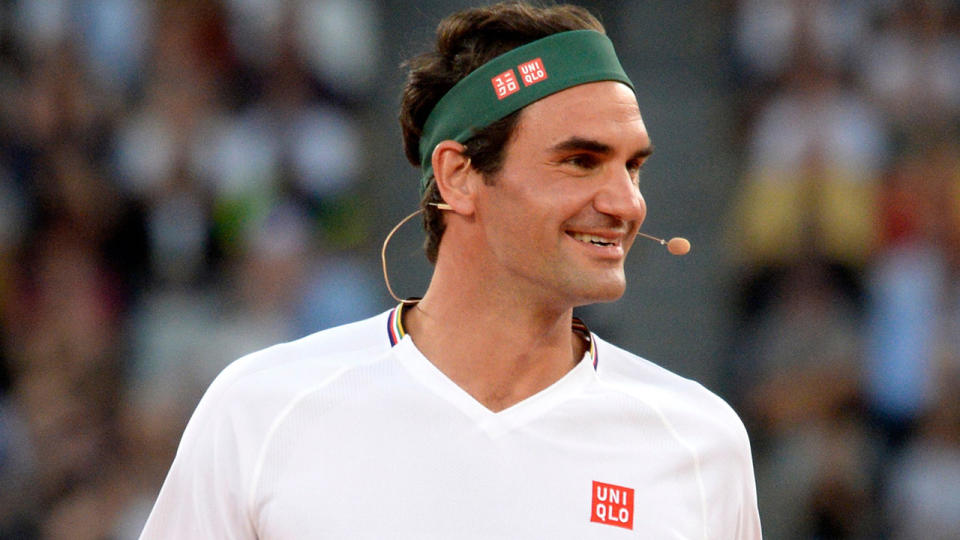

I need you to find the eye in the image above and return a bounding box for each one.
[626,159,644,184]
[563,154,599,170]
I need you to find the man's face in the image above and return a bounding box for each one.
[473,81,650,307]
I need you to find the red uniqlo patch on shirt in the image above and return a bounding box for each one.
[517,58,548,86]
[491,69,520,100]
[590,481,634,530]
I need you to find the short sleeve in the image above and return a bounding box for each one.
[139,369,258,539]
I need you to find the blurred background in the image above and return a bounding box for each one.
[0,0,958,538]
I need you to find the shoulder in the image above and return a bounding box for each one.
[140,310,399,536]
[209,309,394,402]
[592,335,751,449]
[183,309,396,442]
[173,309,397,472]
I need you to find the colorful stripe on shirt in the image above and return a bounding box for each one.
[571,317,598,369]
[387,301,408,347]
[387,302,598,368]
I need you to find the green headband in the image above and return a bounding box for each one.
[418,29,634,193]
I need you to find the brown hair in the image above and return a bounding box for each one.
[399,2,605,263]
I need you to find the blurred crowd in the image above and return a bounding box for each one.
[0,1,384,537]
[0,0,958,539]
[723,1,960,538]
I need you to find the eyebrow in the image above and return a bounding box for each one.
[549,136,654,161]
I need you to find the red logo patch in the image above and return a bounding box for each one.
[491,69,520,100]
[590,481,634,530]
[518,58,548,86]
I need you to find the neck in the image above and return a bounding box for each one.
[403,250,588,412]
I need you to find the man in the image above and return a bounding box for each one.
[141,3,761,538]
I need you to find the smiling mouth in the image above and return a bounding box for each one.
[568,232,619,247]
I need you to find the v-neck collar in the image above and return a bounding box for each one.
[392,334,597,438]
[386,302,599,369]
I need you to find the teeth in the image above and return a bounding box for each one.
[571,232,615,246]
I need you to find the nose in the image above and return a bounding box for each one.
[593,167,646,226]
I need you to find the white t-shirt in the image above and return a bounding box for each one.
[140,307,761,539]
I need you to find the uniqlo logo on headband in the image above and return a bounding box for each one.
[491,69,519,99]
[590,481,634,530]
[518,58,548,86]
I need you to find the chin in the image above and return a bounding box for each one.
[591,286,627,304]
[568,277,627,305]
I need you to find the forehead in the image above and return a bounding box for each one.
[514,81,648,147]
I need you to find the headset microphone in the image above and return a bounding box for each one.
[636,232,690,256]
[383,203,689,301]
[432,202,689,255]
[381,203,451,303]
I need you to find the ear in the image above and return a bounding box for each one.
[431,140,478,215]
